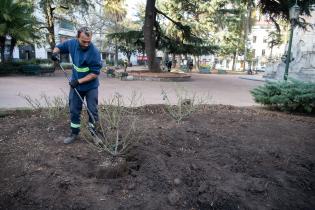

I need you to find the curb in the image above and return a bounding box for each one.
[238,76,266,82]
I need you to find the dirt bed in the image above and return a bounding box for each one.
[0,105,314,210]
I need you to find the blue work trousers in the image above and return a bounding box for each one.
[69,87,99,134]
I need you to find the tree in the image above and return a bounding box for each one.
[107,30,143,63]
[214,1,247,71]
[0,0,39,62]
[104,0,127,67]
[37,0,90,50]
[143,0,160,71]
[268,31,282,58]
[142,0,219,72]
[158,0,221,70]
[257,0,315,30]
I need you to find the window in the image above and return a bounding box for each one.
[263,38,267,43]
[253,36,257,43]
[262,49,265,56]
[59,20,74,30]
[19,44,35,60]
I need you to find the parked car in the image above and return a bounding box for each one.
[255,66,266,72]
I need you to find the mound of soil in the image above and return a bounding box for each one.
[0,105,314,210]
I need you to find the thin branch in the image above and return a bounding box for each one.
[155,7,183,29]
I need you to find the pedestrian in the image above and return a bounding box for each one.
[123,59,128,72]
[167,60,172,72]
[51,27,102,144]
[188,60,193,72]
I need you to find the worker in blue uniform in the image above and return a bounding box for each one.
[51,27,102,144]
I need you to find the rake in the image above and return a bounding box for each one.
[58,62,104,146]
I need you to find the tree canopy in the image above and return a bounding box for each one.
[0,0,39,62]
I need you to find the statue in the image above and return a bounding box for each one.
[265,9,315,82]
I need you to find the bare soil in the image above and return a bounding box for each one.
[0,105,314,210]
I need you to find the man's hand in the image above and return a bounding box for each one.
[69,79,79,88]
[51,53,60,62]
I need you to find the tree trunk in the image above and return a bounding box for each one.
[9,37,17,61]
[142,50,146,66]
[144,0,160,72]
[269,46,273,59]
[115,41,118,66]
[193,56,199,72]
[114,22,119,67]
[44,3,56,50]
[176,54,181,69]
[0,36,5,63]
[232,52,237,71]
[212,58,217,71]
[243,3,252,71]
[171,54,176,68]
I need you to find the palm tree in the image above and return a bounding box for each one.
[104,0,127,67]
[0,0,39,62]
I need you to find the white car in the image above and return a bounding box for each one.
[256,66,266,72]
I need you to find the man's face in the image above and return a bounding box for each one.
[78,32,92,49]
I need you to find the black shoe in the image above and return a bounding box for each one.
[64,133,78,144]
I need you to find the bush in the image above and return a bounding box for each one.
[81,92,142,156]
[39,63,55,74]
[251,79,315,113]
[103,59,125,66]
[21,64,41,75]
[0,63,21,75]
[105,59,114,66]
[0,59,54,75]
[28,58,52,64]
[161,87,212,123]
[118,59,124,66]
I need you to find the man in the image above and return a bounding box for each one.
[188,60,193,72]
[51,27,102,144]
[167,60,172,72]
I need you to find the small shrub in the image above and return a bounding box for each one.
[251,79,315,113]
[18,90,68,119]
[81,91,142,156]
[161,87,212,123]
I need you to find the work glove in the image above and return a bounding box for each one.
[69,79,79,88]
[51,53,60,62]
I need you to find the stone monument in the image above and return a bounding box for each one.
[265,7,315,82]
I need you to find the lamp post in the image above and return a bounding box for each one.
[284,1,300,80]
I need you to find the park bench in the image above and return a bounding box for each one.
[199,66,211,74]
[218,69,227,74]
[180,65,189,72]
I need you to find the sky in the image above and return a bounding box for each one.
[125,0,146,20]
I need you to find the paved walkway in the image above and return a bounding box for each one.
[0,70,265,109]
